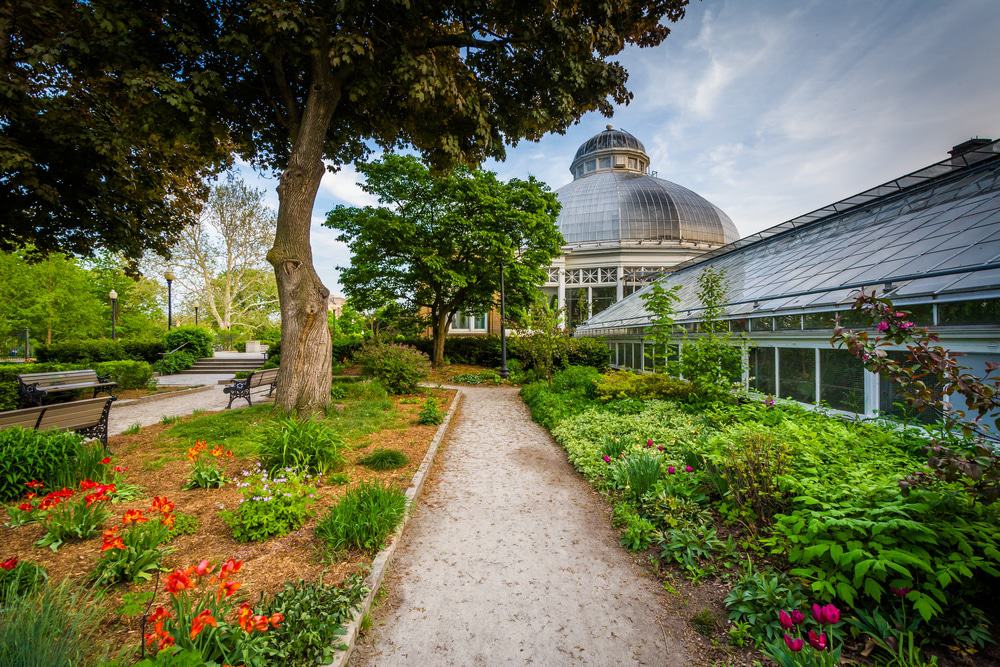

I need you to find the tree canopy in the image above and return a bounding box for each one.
[3,0,689,411]
[326,154,563,365]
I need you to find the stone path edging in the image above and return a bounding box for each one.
[113,384,212,407]
[325,388,464,667]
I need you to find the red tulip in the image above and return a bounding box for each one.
[808,629,828,650]
[646,439,654,448]
[783,634,804,652]
[790,609,805,625]
[811,603,823,623]
[821,603,840,624]
[778,610,794,629]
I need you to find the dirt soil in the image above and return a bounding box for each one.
[351,385,696,666]
[1,388,455,655]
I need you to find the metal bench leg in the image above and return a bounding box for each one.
[268,382,276,397]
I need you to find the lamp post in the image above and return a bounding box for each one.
[499,259,509,379]
[164,270,175,330]
[109,289,118,340]
[194,306,199,326]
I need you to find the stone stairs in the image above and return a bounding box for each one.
[185,356,265,375]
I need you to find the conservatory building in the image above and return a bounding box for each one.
[576,137,1000,422]
[541,125,740,328]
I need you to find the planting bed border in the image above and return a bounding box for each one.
[327,387,463,667]
[113,383,211,407]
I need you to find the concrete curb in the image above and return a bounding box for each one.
[325,388,464,667]
[113,384,212,407]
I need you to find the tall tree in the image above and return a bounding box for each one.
[4,0,689,412]
[171,179,278,332]
[327,154,563,366]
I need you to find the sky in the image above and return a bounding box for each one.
[236,0,1000,296]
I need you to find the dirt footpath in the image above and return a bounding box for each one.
[350,385,692,666]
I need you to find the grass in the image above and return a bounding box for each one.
[358,448,409,470]
[316,482,408,554]
[122,422,142,435]
[160,414,180,425]
[164,404,275,457]
[259,418,346,474]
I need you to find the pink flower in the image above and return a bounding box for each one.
[646,439,654,448]
[894,311,907,318]
[811,603,823,623]
[783,634,804,652]
[602,455,611,464]
[891,586,911,597]
[684,465,693,473]
[813,603,840,625]
[876,321,890,332]
[779,610,794,629]
[667,466,676,474]
[900,321,914,329]
[791,609,805,625]
[657,446,665,452]
[807,630,828,650]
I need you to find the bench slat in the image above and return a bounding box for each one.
[0,406,44,429]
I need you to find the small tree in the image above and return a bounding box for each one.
[327,155,563,366]
[680,267,742,399]
[640,280,681,373]
[518,296,565,381]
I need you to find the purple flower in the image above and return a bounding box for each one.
[807,630,828,651]
[779,610,794,629]
[876,320,890,332]
[684,465,693,473]
[646,439,654,448]
[657,445,665,452]
[891,586,911,597]
[783,634,804,652]
[667,466,676,475]
[900,321,914,329]
[791,609,805,625]
[602,455,611,464]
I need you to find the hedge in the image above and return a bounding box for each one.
[163,325,214,359]
[36,339,165,364]
[0,360,152,410]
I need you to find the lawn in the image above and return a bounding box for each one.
[0,381,455,665]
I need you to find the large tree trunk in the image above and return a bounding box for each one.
[431,310,449,367]
[267,83,337,414]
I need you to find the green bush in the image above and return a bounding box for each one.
[223,468,316,542]
[593,371,695,402]
[153,349,195,375]
[358,448,409,470]
[163,325,214,358]
[616,450,662,500]
[0,428,91,501]
[122,339,167,363]
[550,365,600,395]
[36,339,127,363]
[93,360,153,390]
[316,482,407,553]
[261,575,368,666]
[259,418,346,475]
[355,343,430,395]
[417,398,443,425]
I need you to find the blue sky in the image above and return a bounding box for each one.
[236,0,1000,295]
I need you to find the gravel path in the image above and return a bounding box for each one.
[351,385,692,666]
[108,385,272,435]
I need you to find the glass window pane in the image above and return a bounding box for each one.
[819,349,864,412]
[938,299,1000,325]
[567,288,588,328]
[776,315,802,331]
[474,314,487,330]
[750,347,776,395]
[751,317,773,332]
[599,157,611,169]
[779,348,816,403]
[591,286,616,317]
[879,351,940,424]
[803,312,837,330]
[730,318,749,332]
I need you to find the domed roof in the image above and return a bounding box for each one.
[555,170,740,246]
[573,125,646,162]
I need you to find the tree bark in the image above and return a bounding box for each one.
[432,310,450,367]
[267,77,338,414]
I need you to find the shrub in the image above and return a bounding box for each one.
[164,325,215,358]
[137,558,276,666]
[36,339,127,363]
[153,349,196,375]
[449,371,502,385]
[0,428,91,501]
[593,371,695,402]
[261,575,368,666]
[0,581,115,665]
[92,498,176,585]
[183,441,232,490]
[417,397,443,425]
[358,448,409,470]
[705,426,791,524]
[560,336,611,370]
[259,419,346,475]
[0,362,70,410]
[224,467,316,542]
[122,339,167,363]
[550,365,600,394]
[0,558,47,604]
[316,482,407,553]
[355,343,430,394]
[613,502,657,552]
[94,360,154,390]
[724,566,805,647]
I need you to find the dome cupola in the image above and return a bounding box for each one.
[569,125,650,179]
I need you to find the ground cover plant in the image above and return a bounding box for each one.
[316,481,408,554]
[521,365,1000,665]
[0,385,454,664]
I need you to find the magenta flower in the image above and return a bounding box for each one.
[657,445,665,452]
[778,610,794,629]
[602,455,611,464]
[684,465,693,473]
[876,320,890,332]
[900,321,914,329]
[646,438,654,448]
[894,311,907,318]
[667,466,676,474]
[812,603,840,625]
[811,603,823,623]
[791,609,805,625]
[764,396,775,408]
[807,629,828,651]
[783,634,804,652]
[891,586,911,597]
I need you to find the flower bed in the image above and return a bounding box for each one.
[521,367,1000,665]
[0,383,455,664]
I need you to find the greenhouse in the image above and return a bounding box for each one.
[576,137,1000,420]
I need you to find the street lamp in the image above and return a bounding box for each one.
[164,270,175,330]
[499,259,509,379]
[109,289,118,340]
[194,305,199,326]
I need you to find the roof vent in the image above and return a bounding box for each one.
[949,137,993,165]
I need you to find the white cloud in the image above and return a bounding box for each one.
[319,163,378,208]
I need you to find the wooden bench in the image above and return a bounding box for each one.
[18,369,117,407]
[0,396,116,448]
[223,367,279,409]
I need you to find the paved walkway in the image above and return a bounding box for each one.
[351,385,691,666]
[108,385,272,435]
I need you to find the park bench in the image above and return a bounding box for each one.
[223,367,279,409]
[17,369,117,407]
[0,396,116,448]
